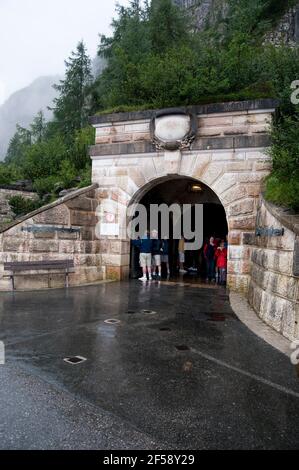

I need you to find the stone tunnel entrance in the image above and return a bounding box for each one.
[130,176,228,281]
[0,99,278,295]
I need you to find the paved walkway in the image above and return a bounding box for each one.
[0,281,298,449]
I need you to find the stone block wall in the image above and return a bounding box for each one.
[90,100,278,293]
[0,100,280,298]
[0,185,104,291]
[248,198,299,341]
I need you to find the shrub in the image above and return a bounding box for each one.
[78,164,92,188]
[33,175,63,197]
[265,112,299,211]
[8,196,41,218]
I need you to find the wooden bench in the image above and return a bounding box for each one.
[4,260,75,290]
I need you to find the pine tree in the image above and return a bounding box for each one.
[52,41,92,141]
[149,0,189,53]
[30,110,47,143]
[5,125,32,165]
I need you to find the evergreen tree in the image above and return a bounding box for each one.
[5,125,32,166]
[149,0,189,53]
[30,110,47,143]
[52,41,92,141]
[92,0,190,110]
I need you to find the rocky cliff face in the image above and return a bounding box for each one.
[175,0,299,45]
[265,4,299,45]
[0,76,59,161]
[174,0,226,30]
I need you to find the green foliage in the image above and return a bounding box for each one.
[0,163,23,185]
[2,0,299,211]
[89,0,299,211]
[30,110,47,143]
[71,126,95,170]
[265,112,299,211]
[93,0,192,110]
[5,125,32,166]
[265,176,299,212]
[223,0,298,40]
[149,0,189,53]
[92,0,297,112]
[32,175,63,197]
[52,41,92,142]
[78,163,92,188]
[8,195,41,218]
[22,135,68,180]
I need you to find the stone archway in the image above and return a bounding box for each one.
[128,175,228,280]
[95,168,256,292]
[90,100,277,292]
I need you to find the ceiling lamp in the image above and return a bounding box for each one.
[189,184,203,193]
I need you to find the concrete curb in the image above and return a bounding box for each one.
[230,292,291,356]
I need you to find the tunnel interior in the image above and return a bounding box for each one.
[130,177,228,280]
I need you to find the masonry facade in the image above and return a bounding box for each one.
[90,100,277,293]
[0,185,104,291]
[249,197,299,341]
[1,99,298,340]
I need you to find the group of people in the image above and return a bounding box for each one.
[203,236,228,285]
[134,232,228,285]
[133,230,170,282]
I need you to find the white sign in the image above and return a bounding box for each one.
[100,223,120,236]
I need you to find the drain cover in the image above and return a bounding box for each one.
[141,309,157,315]
[64,356,87,365]
[104,319,121,325]
[175,345,190,351]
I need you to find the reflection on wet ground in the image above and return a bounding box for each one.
[0,281,298,449]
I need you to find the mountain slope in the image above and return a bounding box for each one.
[175,0,299,41]
[0,76,60,160]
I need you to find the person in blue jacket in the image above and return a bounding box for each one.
[133,231,153,282]
[151,229,162,280]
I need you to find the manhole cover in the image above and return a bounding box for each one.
[64,356,87,365]
[141,309,157,315]
[175,345,190,351]
[104,319,121,325]
[160,327,171,332]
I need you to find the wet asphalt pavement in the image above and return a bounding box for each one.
[0,280,298,450]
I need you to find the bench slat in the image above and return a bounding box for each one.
[4,260,74,271]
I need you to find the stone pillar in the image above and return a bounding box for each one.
[95,186,131,281]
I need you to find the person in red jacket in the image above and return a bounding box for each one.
[215,240,228,286]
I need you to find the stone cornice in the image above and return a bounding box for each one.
[90,99,279,126]
[89,134,271,157]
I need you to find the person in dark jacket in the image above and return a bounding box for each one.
[204,236,216,282]
[133,231,153,282]
[151,230,162,280]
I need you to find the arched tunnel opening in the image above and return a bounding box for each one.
[130,177,228,282]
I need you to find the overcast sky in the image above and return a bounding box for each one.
[0,0,129,105]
